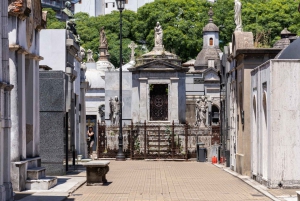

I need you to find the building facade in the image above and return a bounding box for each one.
[75,0,154,16]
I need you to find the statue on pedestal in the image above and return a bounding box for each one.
[154,22,163,47]
[234,0,242,31]
[100,27,108,47]
[109,96,120,125]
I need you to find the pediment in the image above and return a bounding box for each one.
[204,68,219,81]
[128,60,188,72]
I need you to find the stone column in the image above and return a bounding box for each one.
[34,60,40,156]
[139,78,148,121]
[25,58,35,158]
[10,50,27,161]
[170,78,179,122]
[3,85,13,201]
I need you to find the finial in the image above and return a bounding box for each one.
[208,7,214,23]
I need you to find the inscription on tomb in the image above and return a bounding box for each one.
[194,78,204,84]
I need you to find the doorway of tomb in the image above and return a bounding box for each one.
[150,84,168,121]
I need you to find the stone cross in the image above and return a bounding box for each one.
[208,7,214,23]
[128,41,138,61]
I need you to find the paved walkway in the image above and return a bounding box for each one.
[67,160,271,201]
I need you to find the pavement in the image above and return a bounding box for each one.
[67,160,270,201]
[13,160,300,201]
[214,163,300,201]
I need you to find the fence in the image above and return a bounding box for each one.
[98,121,217,160]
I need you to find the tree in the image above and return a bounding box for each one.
[42,8,65,29]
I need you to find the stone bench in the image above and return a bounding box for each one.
[82,161,110,186]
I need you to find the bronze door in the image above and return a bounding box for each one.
[150,84,168,121]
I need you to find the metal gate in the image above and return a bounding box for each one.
[150,84,168,121]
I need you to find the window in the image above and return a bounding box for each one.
[113,2,115,7]
[106,3,108,8]
[209,37,213,46]
[126,0,128,3]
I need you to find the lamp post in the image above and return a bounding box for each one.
[116,0,126,161]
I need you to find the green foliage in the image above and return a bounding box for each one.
[69,0,300,66]
[43,8,65,29]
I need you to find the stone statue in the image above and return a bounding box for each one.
[154,22,163,47]
[86,49,94,62]
[195,96,208,127]
[109,96,120,125]
[234,0,242,31]
[80,46,86,58]
[62,1,80,43]
[100,27,108,47]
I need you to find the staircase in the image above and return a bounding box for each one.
[147,131,171,156]
[25,157,57,190]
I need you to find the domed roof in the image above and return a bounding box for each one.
[116,60,135,71]
[203,23,219,32]
[194,47,221,67]
[203,7,219,32]
[85,69,105,89]
[281,28,291,35]
[96,60,115,71]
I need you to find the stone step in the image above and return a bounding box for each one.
[148,144,169,147]
[27,167,46,180]
[25,177,57,190]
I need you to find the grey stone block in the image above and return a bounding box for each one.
[40,71,66,112]
[40,112,65,176]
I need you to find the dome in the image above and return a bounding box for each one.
[96,60,115,71]
[203,23,219,32]
[85,69,105,89]
[116,60,135,71]
[194,47,221,67]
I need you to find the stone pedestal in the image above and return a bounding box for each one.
[83,161,110,186]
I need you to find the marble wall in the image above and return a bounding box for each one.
[251,59,300,188]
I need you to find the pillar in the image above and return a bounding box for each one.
[10,50,27,162]
[139,78,148,121]
[170,78,179,122]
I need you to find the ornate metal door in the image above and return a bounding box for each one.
[150,84,168,121]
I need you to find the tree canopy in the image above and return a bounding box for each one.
[44,0,300,67]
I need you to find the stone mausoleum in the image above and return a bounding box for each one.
[96,9,222,160]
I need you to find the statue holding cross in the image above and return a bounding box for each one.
[128,41,138,61]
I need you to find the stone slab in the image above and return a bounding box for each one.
[82,161,110,167]
[297,191,300,201]
[40,112,65,176]
[25,177,57,190]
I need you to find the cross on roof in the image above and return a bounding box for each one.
[128,41,138,61]
[208,7,214,23]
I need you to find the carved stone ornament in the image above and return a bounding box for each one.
[8,0,31,19]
